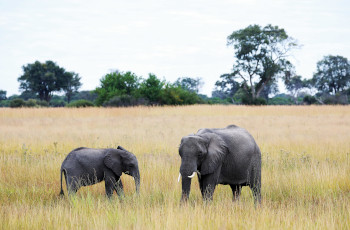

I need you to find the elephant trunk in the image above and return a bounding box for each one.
[133,171,140,194]
[179,160,197,202]
[181,177,192,202]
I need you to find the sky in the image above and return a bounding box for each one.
[1,0,350,96]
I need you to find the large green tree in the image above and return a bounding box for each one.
[18,60,81,102]
[139,74,164,104]
[222,24,298,102]
[312,55,350,94]
[94,71,140,106]
[62,72,82,103]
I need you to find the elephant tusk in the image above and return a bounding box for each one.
[178,173,181,182]
[188,172,196,178]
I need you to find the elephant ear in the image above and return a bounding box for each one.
[104,149,123,177]
[200,133,227,175]
[117,146,127,151]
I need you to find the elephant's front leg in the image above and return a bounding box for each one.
[115,177,124,197]
[200,173,219,201]
[104,171,123,198]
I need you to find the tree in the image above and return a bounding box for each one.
[174,77,203,93]
[62,72,82,103]
[160,83,200,105]
[18,60,82,102]
[224,24,298,103]
[0,90,6,101]
[312,55,350,95]
[259,81,279,102]
[284,75,310,103]
[214,73,241,100]
[139,74,164,104]
[94,71,140,106]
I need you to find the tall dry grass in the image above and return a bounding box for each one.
[0,105,349,229]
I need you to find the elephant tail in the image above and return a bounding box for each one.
[60,168,67,196]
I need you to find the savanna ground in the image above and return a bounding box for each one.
[0,105,349,229]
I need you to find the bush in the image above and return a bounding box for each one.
[66,100,95,108]
[103,95,148,107]
[10,98,26,108]
[50,99,67,107]
[303,95,318,105]
[268,96,294,105]
[206,97,231,105]
[36,100,49,107]
[241,95,267,105]
[322,93,348,105]
[160,84,200,105]
[26,99,37,107]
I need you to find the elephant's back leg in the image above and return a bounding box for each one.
[65,174,80,195]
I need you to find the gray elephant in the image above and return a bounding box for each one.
[60,146,140,198]
[178,125,261,203]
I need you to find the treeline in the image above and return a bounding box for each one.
[1,24,350,107]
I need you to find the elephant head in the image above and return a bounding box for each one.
[104,146,140,194]
[178,133,227,201]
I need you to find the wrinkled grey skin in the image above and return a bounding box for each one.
[179,125,261,203]
[60,146,140,198]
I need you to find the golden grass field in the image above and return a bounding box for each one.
[0,105,349,229]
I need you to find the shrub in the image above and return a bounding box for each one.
[303,95,317,105]
[9,98,26,108]
[36,100,49,107]
[103,95,148,107]
[66,100,94,108]
[241,95,267,105]
[50,99,67,107]
[26,99,37,107]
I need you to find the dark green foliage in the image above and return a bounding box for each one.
[225,24,298,101]
[139,74,164,104]
[214,73,240,100]
[8,98,49,108]
[62,72,82,103]
[50,99,67,107]
[206,97,231,105]
[19,90,38,100]
[241,95,267,105]
[303,95,318,105]
[94,71,140,106]
[25,99,37,107]
[0,90,6,100]
[312,55,350,95]
[18,60,81,102]
[71,91,98,102]
[103,95,148,107]
[9,98,26,108]
[160,84,201,105]
[66,100,94,108]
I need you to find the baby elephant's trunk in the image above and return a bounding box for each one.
[133,171,140,194]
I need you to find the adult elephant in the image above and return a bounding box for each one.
[60,146,140,198]
[178,125,261,203]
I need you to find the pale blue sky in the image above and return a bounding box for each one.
[1,0,349,96]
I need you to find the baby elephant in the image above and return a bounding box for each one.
[60,146,140,198]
